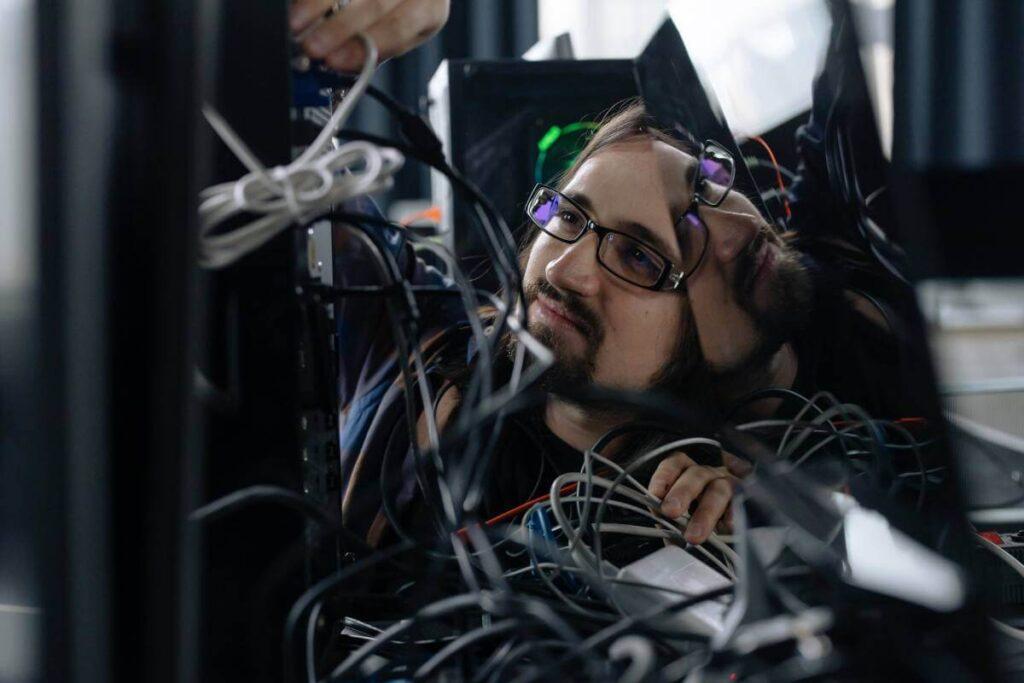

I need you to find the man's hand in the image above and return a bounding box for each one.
[290,0,451,73]
[648,451,750,545]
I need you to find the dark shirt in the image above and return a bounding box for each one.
[478,408,586,520]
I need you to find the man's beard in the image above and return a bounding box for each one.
[518,279,605,395]
[503,232,813,413]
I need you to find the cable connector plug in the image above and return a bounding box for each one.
[398,111,446,168]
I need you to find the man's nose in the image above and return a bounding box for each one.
[704,205,762,265]
[545,232,601,297]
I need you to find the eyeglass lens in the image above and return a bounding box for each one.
[697,144,736,205]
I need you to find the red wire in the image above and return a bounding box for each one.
[455,482,578,540]
[750,135,792,219]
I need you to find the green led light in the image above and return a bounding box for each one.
[562,121,598,136]
[534,120,601,183]
[537,125,562,152]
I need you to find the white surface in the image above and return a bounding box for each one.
[919,279,1024,437]
[615,545,732,636]
[0,2,41,680]
[837,495,966,612]
[669,0,832,138]
[538,0,666,59]
[0,0,36,293]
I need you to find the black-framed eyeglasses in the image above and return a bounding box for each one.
[693,139,736,207]
[525,184,709,291]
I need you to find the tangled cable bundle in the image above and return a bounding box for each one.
[198,34,403,269]
[188,30,994,682]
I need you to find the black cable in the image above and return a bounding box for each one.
[190,485,333,527]
[321,128,530,524]
[313,211,500,527]
[333,129,520,296]
[324,212,514,540]
[324,214,454,535]
[283,539,416,683]
[514,586,731,683]
[726,386,829,421]
[877,419,929,510]
[306,601,323,683]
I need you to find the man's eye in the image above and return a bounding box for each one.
[627,247,652,266]
[559,209,581,224]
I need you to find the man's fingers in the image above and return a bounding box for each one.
[325,0,447,71]
[301,0,405,60]
[290,0,335,35]
[648,451,696,500]
[325,37,366,72]
[685,477,733,544]
[660,465,718,519]
[373,0,449,60]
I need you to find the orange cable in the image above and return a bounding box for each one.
[750,135,792,219]
[399,205,442,227]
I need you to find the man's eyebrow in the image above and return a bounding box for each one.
[617,220,678,261]
[564,190,679,261]
[564,190,595,213]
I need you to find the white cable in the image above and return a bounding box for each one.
[992,618,1024,642]
[974,534,1024,641]
[548,473,738,579]
[594,523,688,540]
[777,391,842,458]
[197,34,404,269]
[568,436,722,557]
[572,441,737,567]
[977,533,1024,580]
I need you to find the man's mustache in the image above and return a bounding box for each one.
[525,280,604,342]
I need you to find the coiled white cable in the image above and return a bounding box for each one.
[197,33,404,269]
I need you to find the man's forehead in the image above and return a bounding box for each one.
[568,140,697,207]
[562,141,698,258]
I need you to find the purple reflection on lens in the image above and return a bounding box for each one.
[700,157,731,185]
[532,193,559,223]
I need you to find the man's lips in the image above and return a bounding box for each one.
[534,294,587,334]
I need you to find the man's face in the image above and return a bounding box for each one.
[520,138,811,396]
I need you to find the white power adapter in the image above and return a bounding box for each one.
[612,545,733,637]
